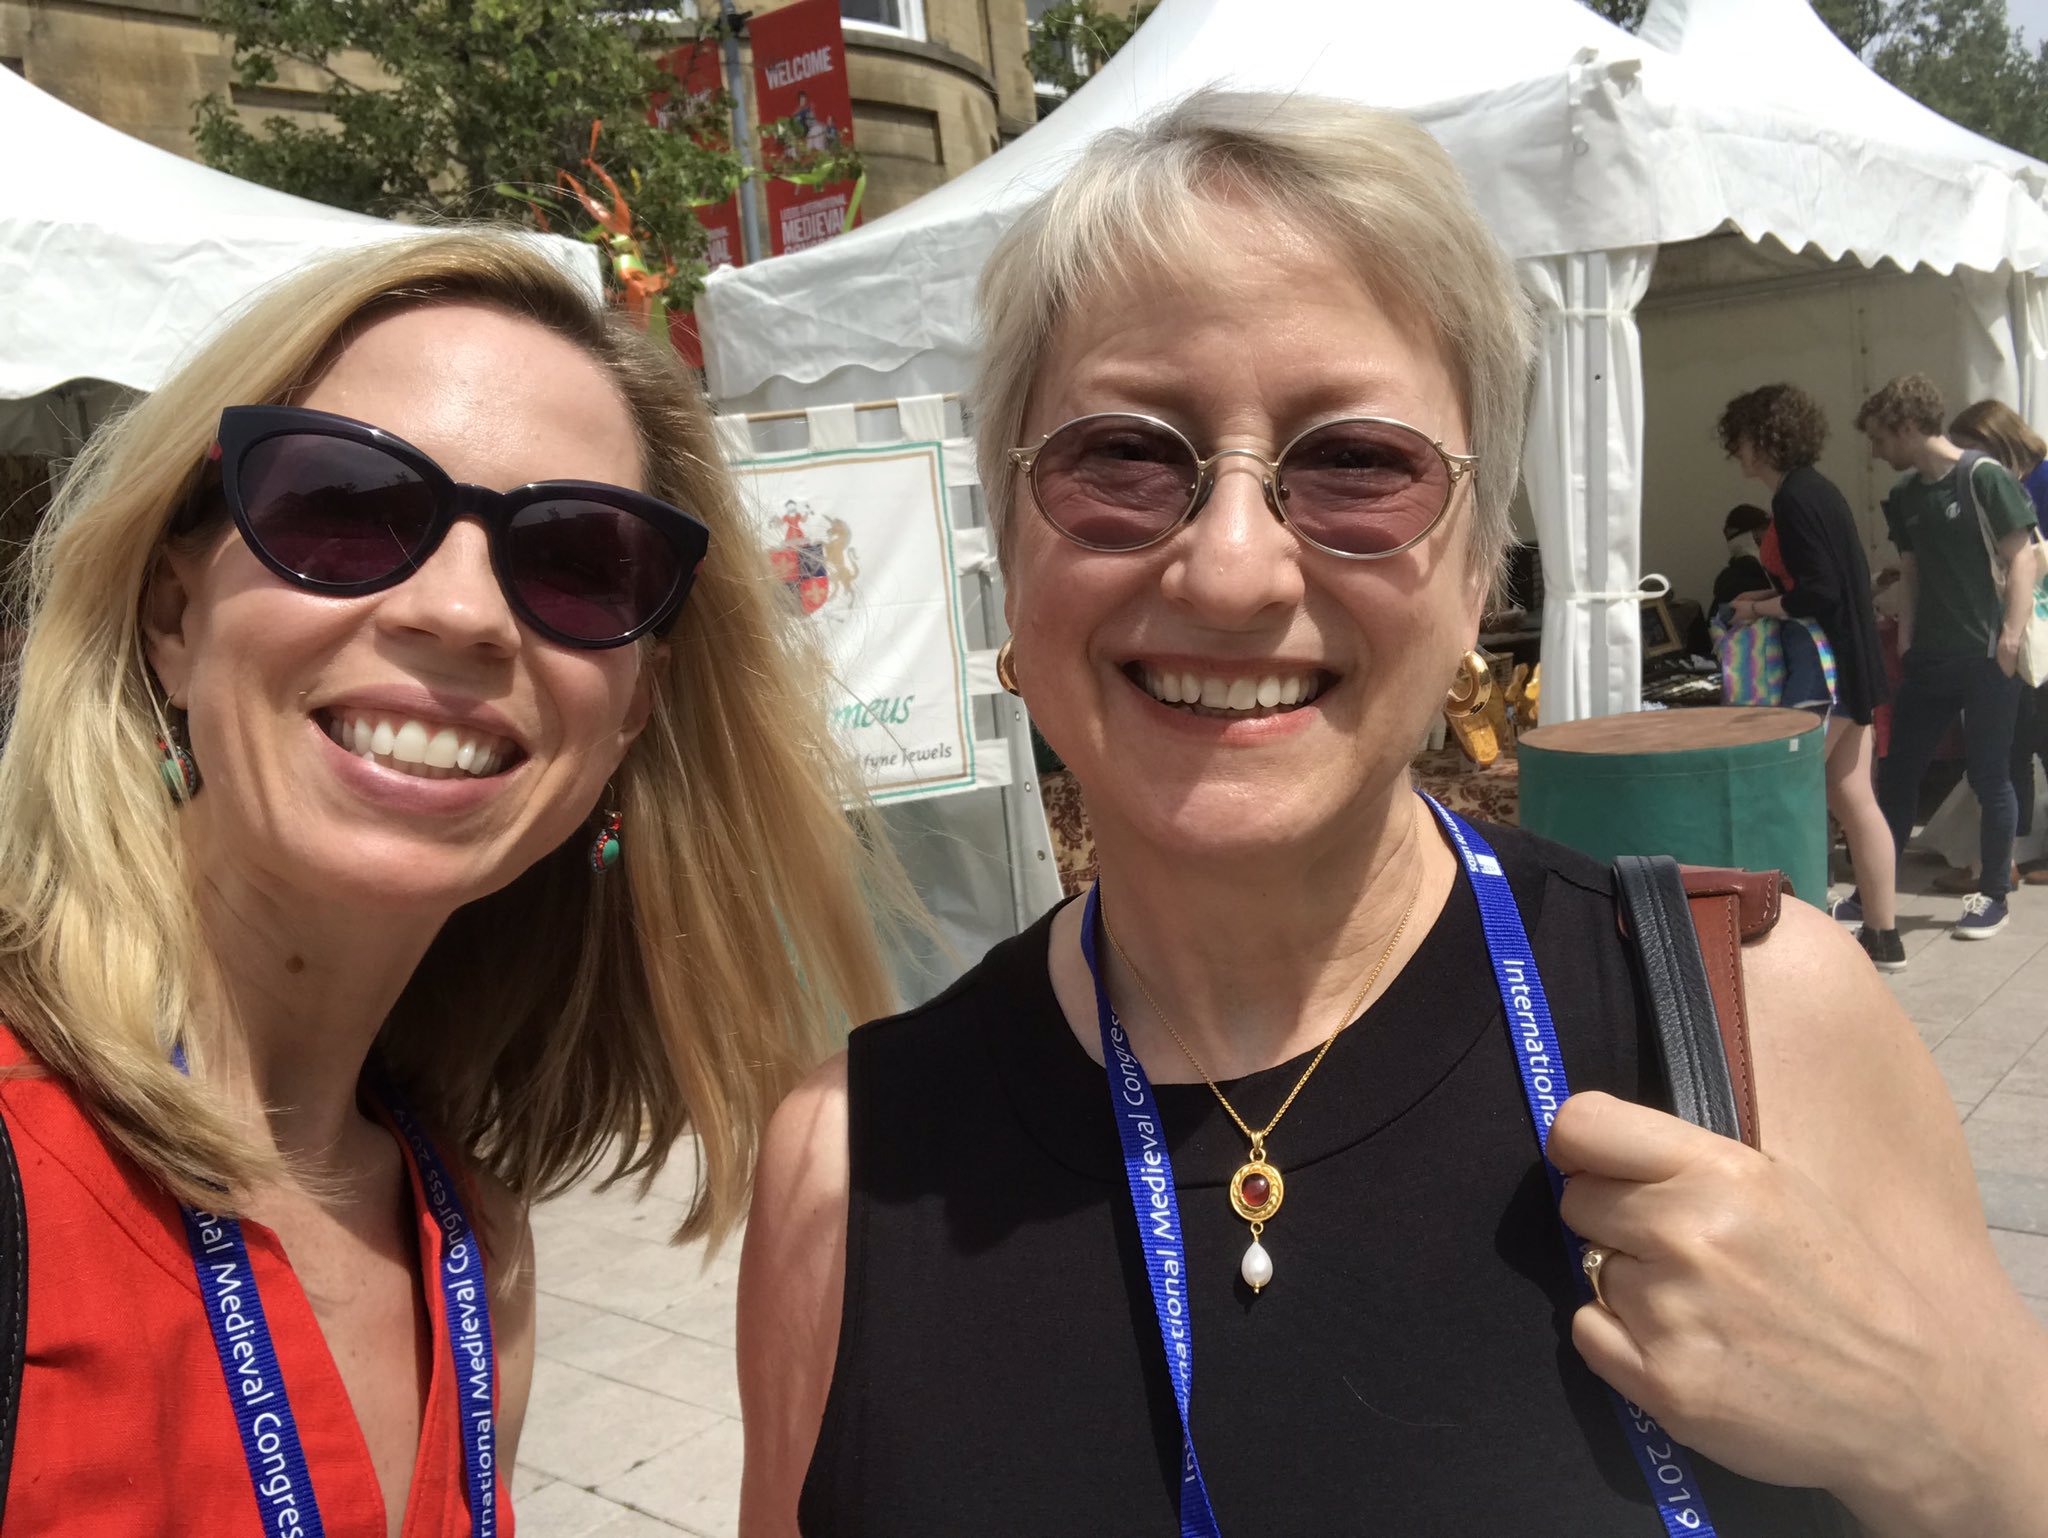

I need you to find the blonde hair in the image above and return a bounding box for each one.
[0,231,904,1241]
[974,89,1536,577]
[1950,398,2047,477]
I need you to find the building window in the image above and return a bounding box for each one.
[841,0,925,41]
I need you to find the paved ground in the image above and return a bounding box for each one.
[517,852,2048,1535]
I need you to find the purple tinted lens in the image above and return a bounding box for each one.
[1032,415,1196,549]
[1278,419,1450,556]
[238,434,436,583]
[505,501,680,641]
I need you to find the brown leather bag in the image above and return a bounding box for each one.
[1672,868,1782,1148]
[1615,862,1784,1150]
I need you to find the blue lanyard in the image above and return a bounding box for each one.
[1082,890,1223,1538]
[1423,799,1717,1536]
[1084,796,1719,1535]
[175,1078,499,1536]
[386,1097,502,1536]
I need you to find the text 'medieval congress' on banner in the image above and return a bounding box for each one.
[750,0,860,256]
[730,441,974,799]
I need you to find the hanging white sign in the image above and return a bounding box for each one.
[729,440,975,800]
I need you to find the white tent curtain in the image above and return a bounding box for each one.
[1956,266,2023,407]
[1522,247,1657,724]
[2011,272,2048,424]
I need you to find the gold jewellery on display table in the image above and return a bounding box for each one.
[1102,885,1419,1292]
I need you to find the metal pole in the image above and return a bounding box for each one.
[717,0,765,265]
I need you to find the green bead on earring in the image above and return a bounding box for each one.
[589,810,623,873]
[157,731,201,802]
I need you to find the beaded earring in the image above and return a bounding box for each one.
[157,719,201,802]
[588,810,623,873]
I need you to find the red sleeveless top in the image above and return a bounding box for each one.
[0,1026,514,1536]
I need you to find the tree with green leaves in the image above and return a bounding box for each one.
[1578,0,2048,160]
[1870,0,2048,156]
[1027,0,1157,102]
[193,1,754,303]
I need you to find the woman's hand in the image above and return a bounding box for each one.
[1551,1094,1948,1499]
[1549,1069,2048,1538]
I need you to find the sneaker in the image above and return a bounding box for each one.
[1954,893,2010,940]
[1858,926,1907,972]
[1829,892,1864,931]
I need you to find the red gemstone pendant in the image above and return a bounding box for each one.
[1229,1158,1283,1223]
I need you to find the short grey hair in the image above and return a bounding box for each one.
[973,88,1536,577]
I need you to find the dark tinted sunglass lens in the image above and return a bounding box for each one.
[237,434,436,584]
[1279,419,1451,556]
[1032,415,1197,549]
[505,501,681,642]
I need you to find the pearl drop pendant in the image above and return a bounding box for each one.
[1240,1239,1273,1291]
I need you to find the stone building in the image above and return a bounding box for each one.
[0,0,1036,227]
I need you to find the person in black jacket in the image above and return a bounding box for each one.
[1718,384,1901,969]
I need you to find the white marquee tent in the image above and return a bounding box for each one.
[700,0,2048,725]
[0,66,598,457]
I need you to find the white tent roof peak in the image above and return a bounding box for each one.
[1641,0,2045,179]
[701,0,2048,405]
[0,68,600,404]
[742,0,1644,265]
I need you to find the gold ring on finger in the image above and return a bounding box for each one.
[1581,1244,1619,1310]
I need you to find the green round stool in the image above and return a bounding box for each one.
[1518,707,1828,906]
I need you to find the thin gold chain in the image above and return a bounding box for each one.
[1101,880,1420,1150]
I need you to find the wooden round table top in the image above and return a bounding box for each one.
[1519,706,1819,757]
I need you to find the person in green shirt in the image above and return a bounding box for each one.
[1859,372,2040,938]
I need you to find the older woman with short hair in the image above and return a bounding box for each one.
[739,92,2048,1536]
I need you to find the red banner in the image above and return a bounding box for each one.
[652,38,744,272]
[750,0,860,256]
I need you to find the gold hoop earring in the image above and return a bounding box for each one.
[1443,649,1493,718]
[996,639,1021,696]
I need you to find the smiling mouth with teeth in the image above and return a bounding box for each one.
[1127,664,1330,716]
[319,711,521,779]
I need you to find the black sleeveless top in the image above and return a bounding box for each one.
[801,825,1847,1535]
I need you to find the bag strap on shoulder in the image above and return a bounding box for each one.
[1957,448,1998,566]
[1614,856,1783,1148]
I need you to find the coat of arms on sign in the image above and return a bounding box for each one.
[768,500,860,615]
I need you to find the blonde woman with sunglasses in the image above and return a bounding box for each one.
[739,91,2048,1538]
[0,231,902,1536]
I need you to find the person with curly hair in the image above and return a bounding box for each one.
[1859,373,2040,938]
[1716,384,1899,968]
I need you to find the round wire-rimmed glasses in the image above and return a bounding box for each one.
[1007,411,1479,560]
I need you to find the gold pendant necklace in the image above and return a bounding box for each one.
[1102,883,1418,1294]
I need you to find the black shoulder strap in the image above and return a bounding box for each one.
[1613,855,1744,1142]
[0,1106,23,1525]
[1612,859,1864,1536]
